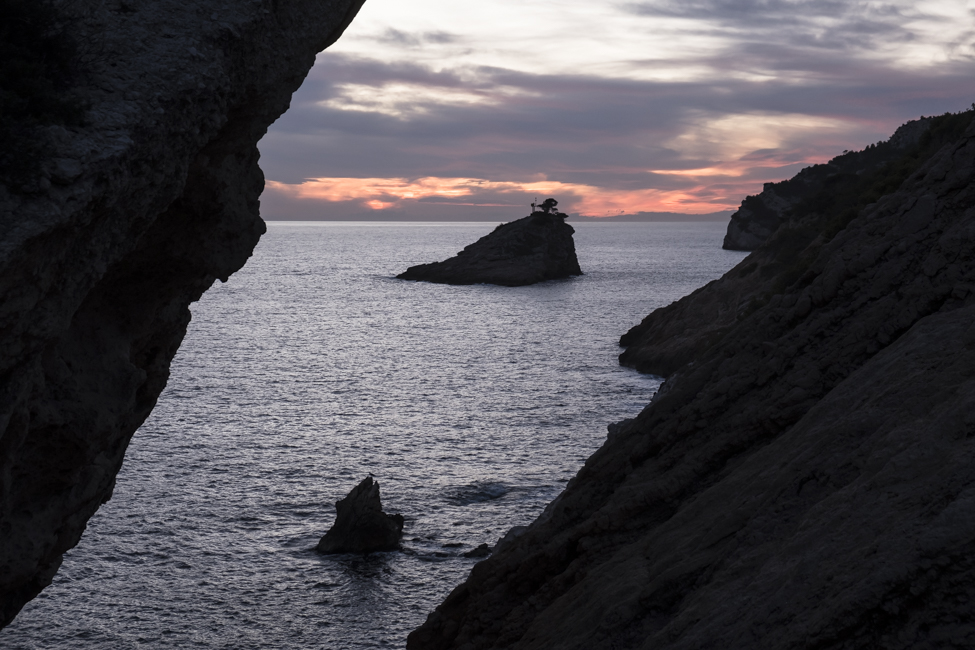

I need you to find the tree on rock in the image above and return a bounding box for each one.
[538,198,558,214]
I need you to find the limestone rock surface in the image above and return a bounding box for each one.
[316,477,404,554]
[408,112,975,649]
[397,212,582,286]
[0,0,364,628]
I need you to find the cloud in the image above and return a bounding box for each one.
[624,0,974,69]
[264,175,738,217]
[373,28,461,47]
[320,80,538,119]
[257,0,975,219]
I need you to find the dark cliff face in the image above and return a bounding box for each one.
[722,113,968,251]
[409,116,975,649]
[397,212,582,286]
[0,0,364,627]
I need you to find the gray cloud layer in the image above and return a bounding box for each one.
[259,4,974,218]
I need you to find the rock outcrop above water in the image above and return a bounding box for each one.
[723,116,939,251]
[409,110,975,649]
[317,477,404,554]
[0,0,364,628]
[397,210,582,286]
[463,543,493,559]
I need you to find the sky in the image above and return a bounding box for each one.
[258,0,975,220]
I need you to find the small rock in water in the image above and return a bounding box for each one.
[316,477,404,554]
[463,543,493,558]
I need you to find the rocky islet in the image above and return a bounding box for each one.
[397,203,582,286]
[316,477,404,554]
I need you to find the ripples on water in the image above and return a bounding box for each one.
[4,222,745,649]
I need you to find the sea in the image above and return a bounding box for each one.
[3,221,746,649]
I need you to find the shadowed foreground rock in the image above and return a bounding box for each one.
[317,477,404,554]
[397,211,582,286]
[0,0,364,629]
[409,111,975,649]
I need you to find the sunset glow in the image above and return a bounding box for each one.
[264,176,757,216]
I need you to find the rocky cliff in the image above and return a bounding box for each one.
[397,211,582,286]
[722,114,959,251]
[0,0,363,627]
[409,111,975,648]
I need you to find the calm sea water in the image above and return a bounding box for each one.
[4,221,745,649]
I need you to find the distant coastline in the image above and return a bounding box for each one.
[262,211,732,223]
[568,211,731,223]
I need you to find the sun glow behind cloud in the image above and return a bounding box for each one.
[666,112,853,161]
[257,0,975,219]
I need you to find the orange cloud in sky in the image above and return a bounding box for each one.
[651,166,745,177]
[264,176,753,215]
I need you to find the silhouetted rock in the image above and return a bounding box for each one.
[463,543,493,558]
[409,110,975,649]
[397,211,582,286]
[316,477,404,554]
[0,0,365,628]
[723,116,938,251]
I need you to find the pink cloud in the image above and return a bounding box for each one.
[263,175,762,216]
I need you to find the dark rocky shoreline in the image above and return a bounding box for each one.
[722,114,961,251]
[408,112,975,648]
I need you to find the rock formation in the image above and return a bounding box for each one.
[316,477,404,554]
[408,109,975,648]
[463,543,493,559]
[0,0,364,628]
[722,115,948,251]
[396,209,582,286]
